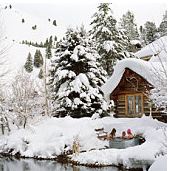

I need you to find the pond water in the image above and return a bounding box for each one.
[0,157,149,171]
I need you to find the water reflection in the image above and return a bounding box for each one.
[0,158,121,171]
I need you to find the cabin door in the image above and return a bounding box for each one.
[126,94,143,115]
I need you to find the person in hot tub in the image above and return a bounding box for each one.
[127,129,134,139]
[107,128,116,140]
[121,131,127,139]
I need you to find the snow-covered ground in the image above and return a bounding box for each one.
[1,40,55,89]
[0,4,61,86]
[3,42,44,85]
[0,116,166,169]
[148,155,167,171]
[1,4,65,43]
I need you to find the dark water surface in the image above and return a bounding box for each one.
[0,158,148,171]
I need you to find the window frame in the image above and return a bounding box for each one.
[125,93,144,115]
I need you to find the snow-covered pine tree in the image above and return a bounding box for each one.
[49,36,53,48]
[24,52,33,73]
[119,10,140,51]
[119,10,139,40]
[139,26,146,46]
[34,49,43,68]
[44,38,49,47]
[143,21,158,44]
[90,3,131,75]
[49,28,108,118]
[158,11,167,37]
[38,68,43,79]
[45,45,52,59]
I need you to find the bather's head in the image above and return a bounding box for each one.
[127,129,132,134]
[122,131,126,137]
[110,128,116,136]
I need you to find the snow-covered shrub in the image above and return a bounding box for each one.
[149,45,167,113]
[7,69,44,128]
[150,85,167,113]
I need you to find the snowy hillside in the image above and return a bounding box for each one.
[0,4,64,86]
[1,4,65,43]
[3,41,45,85]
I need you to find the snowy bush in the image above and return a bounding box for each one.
[7,69,44,128]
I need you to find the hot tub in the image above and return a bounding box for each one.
[109,136,145,149]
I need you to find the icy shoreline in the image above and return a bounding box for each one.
[0,116,167,169]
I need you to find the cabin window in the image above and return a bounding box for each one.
[126,94,143,115]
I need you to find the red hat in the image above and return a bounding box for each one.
[127,129,132,134]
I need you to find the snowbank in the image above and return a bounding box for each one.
[148,155,167,171]
[0,116,166,169]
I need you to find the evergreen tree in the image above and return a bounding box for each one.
[24,52,33,73]
[139,25,146,46]
[32,25,37,30]
[49,36,53,48]
[38,68,44,79]
[44,38,49,47]
[90,3,131,75]
[45,45,52,59]
[53,20,57,26]
[158,11,167,37]
[119,10,139,40]
[34,50,43,68]
[54,36,57,42]
[143,21,158,44]
[49,28,108,118]
[40,42,43,47]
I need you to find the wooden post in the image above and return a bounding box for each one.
[149,101,152,117]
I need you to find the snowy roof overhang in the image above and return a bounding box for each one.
[101,58,166,100]
[135,36,167,59]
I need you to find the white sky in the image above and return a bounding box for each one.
[1,1,167,31]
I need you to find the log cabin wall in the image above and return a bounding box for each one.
[110,68,166,122]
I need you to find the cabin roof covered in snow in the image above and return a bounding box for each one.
[101,58,166,100]
[135,36,167,60]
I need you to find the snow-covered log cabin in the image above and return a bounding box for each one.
[101,38,167,122]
